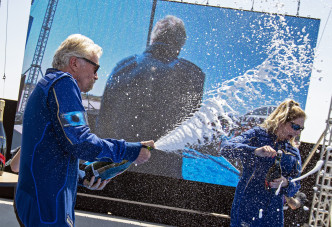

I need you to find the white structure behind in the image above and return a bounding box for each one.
[0,0,331,143]
[0,0,31,100]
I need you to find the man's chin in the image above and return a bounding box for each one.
[86,85,94,93]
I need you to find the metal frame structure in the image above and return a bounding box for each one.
[18,0,59,117]
[309,96,332,226]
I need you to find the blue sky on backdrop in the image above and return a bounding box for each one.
[156,1,319,109]
[23,0,319,111]
[2,0,330,145]
[17,0,321,186]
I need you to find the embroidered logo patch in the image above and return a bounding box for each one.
[60,111,88,127]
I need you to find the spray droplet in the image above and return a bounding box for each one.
[259,209,263,218]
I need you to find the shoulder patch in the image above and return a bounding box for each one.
[60,111,88,127]
[45,73,56,80]
[39,77,49,86]
[38,72,73,95]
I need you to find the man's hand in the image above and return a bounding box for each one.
[254,146,277,158]
[134,140,154,165]
[83,176,110,190]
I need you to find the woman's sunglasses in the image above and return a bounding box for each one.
[290,122,304,131]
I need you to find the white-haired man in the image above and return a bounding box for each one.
[15,34,153,227]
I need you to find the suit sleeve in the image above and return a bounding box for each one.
[281,150,302,197]
[47,77,141,163]
[219,128,258,166]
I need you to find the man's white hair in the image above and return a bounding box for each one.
[52,34,102,69]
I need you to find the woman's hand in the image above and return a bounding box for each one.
[270,176,288,188]
[285,196,301,210]
[254,146,277,158]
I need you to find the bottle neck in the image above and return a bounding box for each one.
[0,111,4,122]
[0,100,5,122]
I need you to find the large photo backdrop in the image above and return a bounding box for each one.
[14,0,320,187]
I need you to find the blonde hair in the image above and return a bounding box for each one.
[52,34,102,69]
[150,15,186,49]
[260,99,306,144]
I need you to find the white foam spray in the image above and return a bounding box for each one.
[291,160,324,183]
[155,14,315,152]
[275,180,284,195]
[259,209,263,218]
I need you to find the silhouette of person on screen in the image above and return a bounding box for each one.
[97,15,205,142]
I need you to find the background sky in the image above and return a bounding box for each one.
[17,0,320,113]
[0,0,30,100]
[155,1,319,114]
[21,0,153,95]
[0,0,331,145]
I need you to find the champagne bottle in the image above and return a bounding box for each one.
[81,159,132,183]
[265,150,283,190]
[81,145,153,184]
[0,100,7,176]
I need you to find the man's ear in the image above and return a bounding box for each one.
[69,56,79,73]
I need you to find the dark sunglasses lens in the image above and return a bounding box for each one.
[94,65,100,74]
[80,57,99,74]
[291,123,303,131]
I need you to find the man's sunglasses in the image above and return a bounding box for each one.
[290,122,304,131]
[78,57,100,74]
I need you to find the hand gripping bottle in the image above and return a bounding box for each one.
[265,150,283,190]
[81,159,132,183]
[81,145,154,183]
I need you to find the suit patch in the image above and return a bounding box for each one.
[60,111,88,127]
[39,77,49,86]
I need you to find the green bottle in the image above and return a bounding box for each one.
[265,150,283,190]
[82,159,132,183]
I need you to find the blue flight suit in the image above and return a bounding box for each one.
[15,69,142,227]
[219,127,301,227]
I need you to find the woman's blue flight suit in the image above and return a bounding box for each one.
[220,127,302,227]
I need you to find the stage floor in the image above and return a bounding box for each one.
[0,198,173,227]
